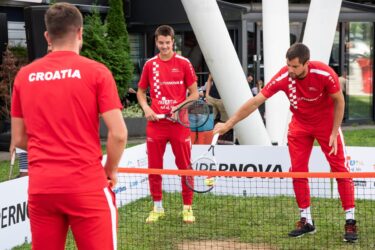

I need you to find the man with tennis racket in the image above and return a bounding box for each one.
[214,43,357,242]
[137,25,199,224]
[11,3,127,249]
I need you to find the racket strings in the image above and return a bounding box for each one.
[175,100,210,129]
[186,156,217,193]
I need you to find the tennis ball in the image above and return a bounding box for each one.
[204,177,215,187]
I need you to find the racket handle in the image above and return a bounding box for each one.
[10,151,16,166]
[211,133,220,145]
[155,114,166,119]
[9,151,16,180]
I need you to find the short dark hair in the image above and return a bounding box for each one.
[44,2,83,41]
[155,25,175,40]
[286,43,310,64]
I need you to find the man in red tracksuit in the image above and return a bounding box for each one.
[11,3,127,249]
[137,25,199,224]
[213,43,357,242]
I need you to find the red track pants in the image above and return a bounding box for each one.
[28,187,117,250]
[146,120,193,205]
[288,118,355,211]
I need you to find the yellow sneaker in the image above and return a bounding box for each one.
[146,209,165,224]
[182,208,195,224]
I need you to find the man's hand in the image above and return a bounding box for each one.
[170,105,179,121]
[144,106,159,122]
[105,168,118,188]
[137,87,159,122]
[9,143,15,159]
[213,122,232,135]
[328,132,338,155]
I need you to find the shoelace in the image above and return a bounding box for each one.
[295,220,306,229]
[345,224,357,233]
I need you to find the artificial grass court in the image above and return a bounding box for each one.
[2,128,375,249]
[12,194,375,249]
[117,194,375,250]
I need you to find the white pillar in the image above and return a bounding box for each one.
[262,0,291,145]
[303,0,342,63]
[181,0,271,145]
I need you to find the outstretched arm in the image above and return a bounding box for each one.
[213,93,267,135]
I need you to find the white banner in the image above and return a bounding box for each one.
[0,177,30,250]
[103,144,150,207]
[333,147,375,200]
[115,144,375,202]
[163,145,332,198]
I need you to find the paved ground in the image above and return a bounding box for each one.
[341,124,375,131]
[0,151,9,161]
[1,125,374,162]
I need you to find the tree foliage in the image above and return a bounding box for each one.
[0,47,20,120]
[81,2,133,101]
[106,0,133,97]
[106,0,130,53]
[81,8,109,65]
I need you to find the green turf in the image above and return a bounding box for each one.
[12,193,375,250]
[347,95,372,120]
[3,130,375,249]
[0,157,19,182]
[342,129,375,147]
[115,194,375,250]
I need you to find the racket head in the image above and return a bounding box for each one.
[175,100,210,129]
[185,156,217,193]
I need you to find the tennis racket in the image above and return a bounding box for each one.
[185,133,219,193]
[9,151,16,180]
[155,100,210,129]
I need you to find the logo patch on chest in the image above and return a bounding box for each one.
[308,86,318,92]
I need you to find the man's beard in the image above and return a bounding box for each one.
[289,70,306,79]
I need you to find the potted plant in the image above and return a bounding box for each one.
[122,103,147,137]
[99,103,147,139]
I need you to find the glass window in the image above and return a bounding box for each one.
[174,33,183,55]
[329,25,340,75]
[181,31,203,73]
[344,22,373,121]
[247,21,256,76]
[180,31,205,85]
[289,22,304,45]
[252,22,305,83]
[129,33,145,89]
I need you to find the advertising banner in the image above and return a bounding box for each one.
[163,145,332,198]
[115,144,375,201]
[104,144,150,207]
[333,147,375,200]
[0,177,30,250]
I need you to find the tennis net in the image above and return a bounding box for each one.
[114,168,375,250]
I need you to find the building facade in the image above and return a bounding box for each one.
[1,0,374,123]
